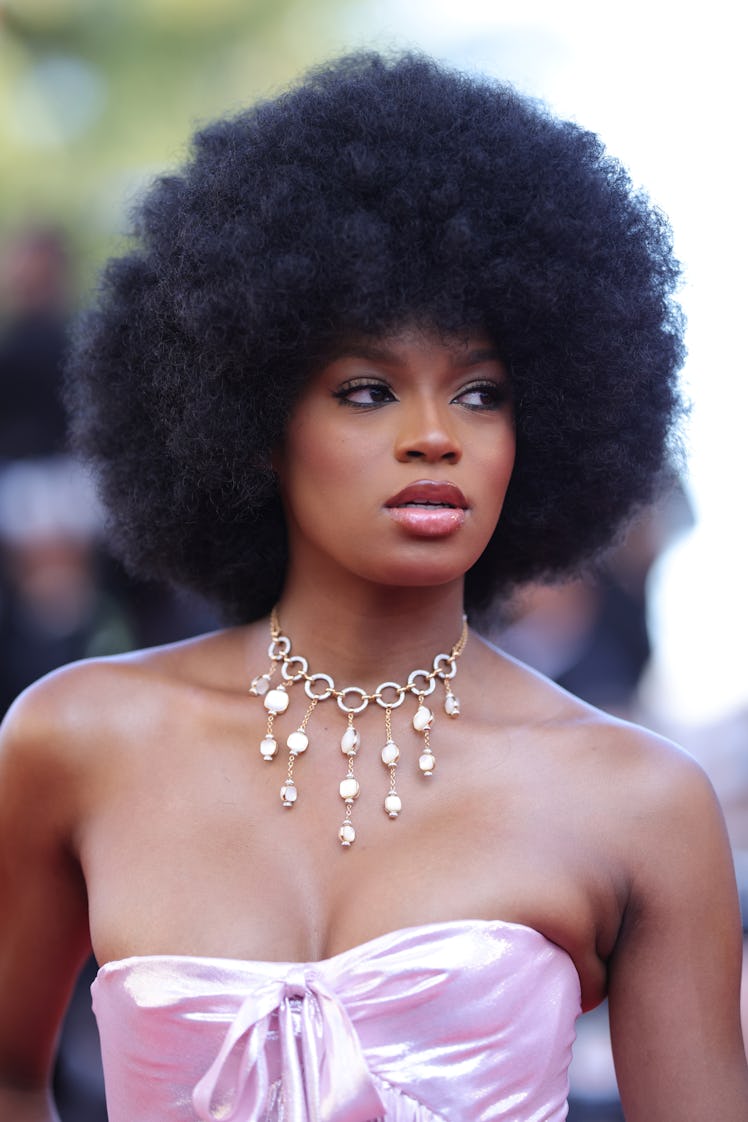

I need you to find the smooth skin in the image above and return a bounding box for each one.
[1,327,746,1120]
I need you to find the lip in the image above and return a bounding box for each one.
[385,480,468,510]
[384,480,468,538]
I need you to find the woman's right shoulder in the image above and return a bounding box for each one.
[0,621,260,766]
[0,632,220,770]
[0,658,138,788]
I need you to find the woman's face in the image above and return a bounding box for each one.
[276,324,516,593]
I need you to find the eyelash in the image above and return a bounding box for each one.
[455,382,510,411]
[332,380,396,408]
[332,379,509,411]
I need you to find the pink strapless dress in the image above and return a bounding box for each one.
[91,919,581,1121]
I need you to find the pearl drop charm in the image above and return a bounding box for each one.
[418,751,436,775]
[264,687,290,715]
[280,781,297,806]
[340,726,360,755]
[260,736,278,760]
[413,705,433,732]
[338,822,356,847]
[381,740,400,766]
[249,674,270,696]
[444,693,460,717]
[384,793,402,818]
[286,730,309,755]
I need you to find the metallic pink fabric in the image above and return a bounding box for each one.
[91,919,581,1121]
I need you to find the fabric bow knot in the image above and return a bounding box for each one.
[191,968,385,1121]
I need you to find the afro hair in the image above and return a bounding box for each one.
[66,51,685,623]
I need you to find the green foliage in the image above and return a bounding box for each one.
[0,0,352,295]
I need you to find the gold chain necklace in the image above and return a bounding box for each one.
[249,609,468,847]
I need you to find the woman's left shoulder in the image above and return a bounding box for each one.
[552,703,726,858]
[578,709,720,820]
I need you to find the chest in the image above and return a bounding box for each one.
[78,700,619,1005]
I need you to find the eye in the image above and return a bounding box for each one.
[333,379,398,408]
[453,381,510,411]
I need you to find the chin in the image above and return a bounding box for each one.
[361,557,475,592]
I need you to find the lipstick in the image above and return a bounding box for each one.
[385,480,468,537]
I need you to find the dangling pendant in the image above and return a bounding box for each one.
[381,738,401,816]
[380,706,402,818]
[339,713,360,846]
[279,700,317,808]
[444,691,460,717]
[414,694,436,776]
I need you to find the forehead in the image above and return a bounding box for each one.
[323,323,500,364]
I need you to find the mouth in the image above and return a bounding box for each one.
[385,481,469,510]
[384,481,468,538]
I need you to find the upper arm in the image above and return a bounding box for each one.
[608,744,748,1120]
[0,676,92,1091]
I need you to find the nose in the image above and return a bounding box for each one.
[394,399,462,464]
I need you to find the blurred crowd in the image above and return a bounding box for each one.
[0,226,217,1121]
[1,226,746,1122]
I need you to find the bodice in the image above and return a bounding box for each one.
[91,919,581,1121]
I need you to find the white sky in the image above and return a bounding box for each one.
[339,0,747,724]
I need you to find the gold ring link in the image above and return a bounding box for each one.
[281,655,309,682]
[268,635,291,659]
[407,669,436,696]
[433,653,458,680]
[336,686,369,715]
[374,682,407,709]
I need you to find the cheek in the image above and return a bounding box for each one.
[278,423,371,523]
[288,433,362,493]
[480,428,516,493]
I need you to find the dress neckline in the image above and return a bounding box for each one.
[95,917,577,980]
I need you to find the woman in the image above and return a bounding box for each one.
[0,52,746,1122]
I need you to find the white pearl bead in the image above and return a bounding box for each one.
[260,736,278,760]
[418,752,435,774]
[413,705,433,731]
[264,687,289,715]
[381,740,400,766]
[339,776,360,801]
[338,822,356,847]
[340,726,360,755]
[280,782,297,805]
[444,693,460,717]
[286,730,309,754]
[384,793,402,818]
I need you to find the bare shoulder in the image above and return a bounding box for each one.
[475,627,714,805]
[2,625,246,753]
[472,627,728,908]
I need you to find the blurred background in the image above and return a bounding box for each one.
[1,1,745,1119]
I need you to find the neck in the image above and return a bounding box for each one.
[274,575,467,691]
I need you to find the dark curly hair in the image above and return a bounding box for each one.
[66,51,685,623]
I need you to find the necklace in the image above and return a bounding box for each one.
[249,609,468,847]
